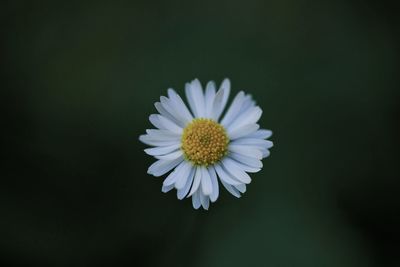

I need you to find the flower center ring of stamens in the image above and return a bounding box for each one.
[181,118,229,166]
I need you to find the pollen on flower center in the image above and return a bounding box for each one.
[181,118,229,166]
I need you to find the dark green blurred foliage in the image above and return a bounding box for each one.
[1,0,399,266]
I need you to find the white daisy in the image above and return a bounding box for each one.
[139,78,273,210]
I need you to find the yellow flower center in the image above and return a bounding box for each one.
[181,118,229,166]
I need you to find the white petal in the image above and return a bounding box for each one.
[144,144,181,156]
[231,138,273,148]
[177,166,195,200]
[260,141,273,149]
[162,172,178,188]
[162,161,185,186]
[220,91,245,127]
[184,83,197,117]
[157,115,183,135]
[160,96,188,127]
[227,106,262,132]
[265,140,273,149]
[161,183,174,193]
[174,162,193,190]
[221,158,252,184]
[228,123,259,140]
[220,179,241,198]
[228,158,260,173]
[191,79,206,117]
[167,88,193,123]
[230,139,274,151]
[145,129,180,141]
[234,183,246,193]
[188,166,202,196]
[208,166,219,202]
[254,140,273,150]
[262,149,271,158]
[239,94,255,113]
[228,152,263,168]
[228,145,263,159]
[200,166,213,196]
[185,79,205,118]
[246,129,273,139]
[192,190,201,209]
[154,102,183,127]
[139,135,180,147]
[155,150,183,160]
[210,79,230,121]
[147,156,183,177]
[200,191,210,210]
[204,81,216,118]
[149,114,166,129]
[214,163,242,185]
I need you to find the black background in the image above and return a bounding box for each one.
[1,0,399,266]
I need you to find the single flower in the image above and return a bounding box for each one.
[139,78,273,210]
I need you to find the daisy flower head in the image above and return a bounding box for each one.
[139,79,273,210]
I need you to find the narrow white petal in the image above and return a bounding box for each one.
[145,129,180,141]
[177,166,195,200]
[227,106,262,132]
[231,138,272,148]
[210,88,224,120]
[192,190,201,209]
[231,142,273,153]
[163,95,190,121]
[228,123,259,140]
[148,156,183,177]
[161,183,174,193]
[234,183,246,193]
[239,94,255,113]
[255,140,273,149]
[228,158,261,173]
[210,79,230,121]
[220,91,245,127]
[221,158,252,184]
[185,79,205,118]
[191,79,206,117]
[214,163,242,185]
[244,140,273,150]
[200,166,213,196]
[246,129,273,139]
[220,179,241,198]
[216,78,231,117]
[160,96,188,127]
[155,150,183,160]
[228,152,263,168]
[157,115,183,135]
[149,114,166,129]
[144,144,181,156]
[167,88,193,123]
[200,192,210,210]
[228,144,263,159]
[188,166,202,196]
[174,162,193,190]
[208,166,219,202]
[139,135,180,147]
[204,81,216,118]
[162,161,185,186]
[262,149,271,158]
[140,133,176,144]
[185,82,198,118]
[154,102,183,127]
[265,140,273,149]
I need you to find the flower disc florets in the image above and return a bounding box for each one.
[181,118,229,166]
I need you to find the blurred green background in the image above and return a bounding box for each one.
[1,0,399,266]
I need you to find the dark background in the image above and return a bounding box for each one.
[1,0,399,266]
